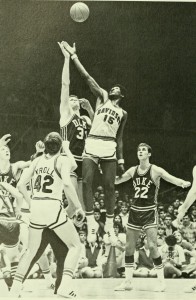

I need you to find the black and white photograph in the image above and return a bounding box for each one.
[0,0,196,299]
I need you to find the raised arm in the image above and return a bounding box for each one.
[153,165,191,188]
[116,110,128,176]
[62,42,108,103]
[62,140,77,172]
[58,42,72,127]
[79,98,94,122]
[177,166,196,220]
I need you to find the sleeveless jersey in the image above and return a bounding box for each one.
[132,165,159,208]
[0,165,17,217]
[88,100,123,140]
[60,114,88,161]
[32,155,63,201]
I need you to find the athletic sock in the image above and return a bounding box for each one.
[86,212,95,224]
[3,271,13,290]
[11,261,18,280]
[125,255,134,281]
[153,256,164,282]
[105,214,114,229]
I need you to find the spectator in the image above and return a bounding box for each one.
[75,230,88,278]
[113,215,124,233]
[166,205,175,220]
[134,235,156,278]
[157,225,166,247]
[160,235,185,278]
[97,186,104,194]
[164,215,176,236]
[173,231,196,278]
[177,214,196,247]
[190,206,196,223]
[158,210,166,226]
[102,222,126,276]
[94,201,101,210]
[173,199,181,209]
[99,199,106,224]
[94,209,105,240]
[173,208,179,219]
[81,237,103,278]
[119,202,129,231]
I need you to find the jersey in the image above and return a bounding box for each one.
[60,114,89,161]
[88,100,123,140]
[0,165,17,218]
[32,154,63,201]
[132,164,159,208]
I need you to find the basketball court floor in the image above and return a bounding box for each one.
[1,278,195,299]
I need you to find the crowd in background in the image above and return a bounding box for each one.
[2,185,194,281]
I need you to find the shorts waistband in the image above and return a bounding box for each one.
[88,134,116,141]
[131,204,156,211]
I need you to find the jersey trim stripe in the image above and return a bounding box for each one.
[131,204,156,211]
[88,134,116,141]
[32,197,62,202]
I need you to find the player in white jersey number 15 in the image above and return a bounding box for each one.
[62,41,128,245]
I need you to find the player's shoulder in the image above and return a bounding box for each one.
[80,115,91,126]
[125,166,137,176]
[151,164,163,173]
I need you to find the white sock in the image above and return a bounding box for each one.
[86,214,95,225]
[105,217,113,229]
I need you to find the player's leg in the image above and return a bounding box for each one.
[44,228,69,294]
[115,228,140,291]
[53,218,81,297]
[145,226,165,292]
[10,227,43,296]
[100,160,116,242]
[38,252,54,288]
[82,157,99,242]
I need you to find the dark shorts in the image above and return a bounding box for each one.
[127,205,158,231]
[0,219,20,246]
[71,160,82,181]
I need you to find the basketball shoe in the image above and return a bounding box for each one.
[114,280,133,291]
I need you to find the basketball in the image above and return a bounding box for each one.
[70,2,89,23]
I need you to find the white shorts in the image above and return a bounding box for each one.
[30,199,67,230]
[84,138,117,163]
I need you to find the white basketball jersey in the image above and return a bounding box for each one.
[89,100,123,139]
[32,154,63,201]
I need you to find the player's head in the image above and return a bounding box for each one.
[173,231,182,243]
[137,143,152,161]
[0,145,10,161]
[69,95,80,110]
[44,132,62,155]
[109,84,126,101]
[165,234,177,247]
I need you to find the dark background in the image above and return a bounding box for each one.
[0,0,195,199]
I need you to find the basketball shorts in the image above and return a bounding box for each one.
[71,159,82,181]
[127,205,158,231]
[30,199,68,230]
[20,208,31,226]
[0,218,20,246]
[83,138,117,163]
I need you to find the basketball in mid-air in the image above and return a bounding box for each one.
[70,2,89,23]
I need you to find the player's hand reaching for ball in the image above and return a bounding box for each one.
[58,42,70,59]
[181,181,191,189]
[62,41,76,56]
[0,134,11,148]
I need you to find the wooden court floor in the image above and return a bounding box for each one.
[0,278,195,299]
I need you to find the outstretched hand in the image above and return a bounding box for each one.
[181,181,191,188]
[58,41,70,59]
[62,41,76,56]
[0,134,11,148]
[79,98,91,110]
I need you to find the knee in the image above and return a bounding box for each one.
[148,242,157,253]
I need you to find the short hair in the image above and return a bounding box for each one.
[44,132,62,155]
[137,143,152,154]
[110,84,127,98]
[94,208,101,214]
[69,94,78,99]
[165,235,177,246]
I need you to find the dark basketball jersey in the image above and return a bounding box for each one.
[60,114,88,161]
[132,164,159,208]
[0,165,17,217]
